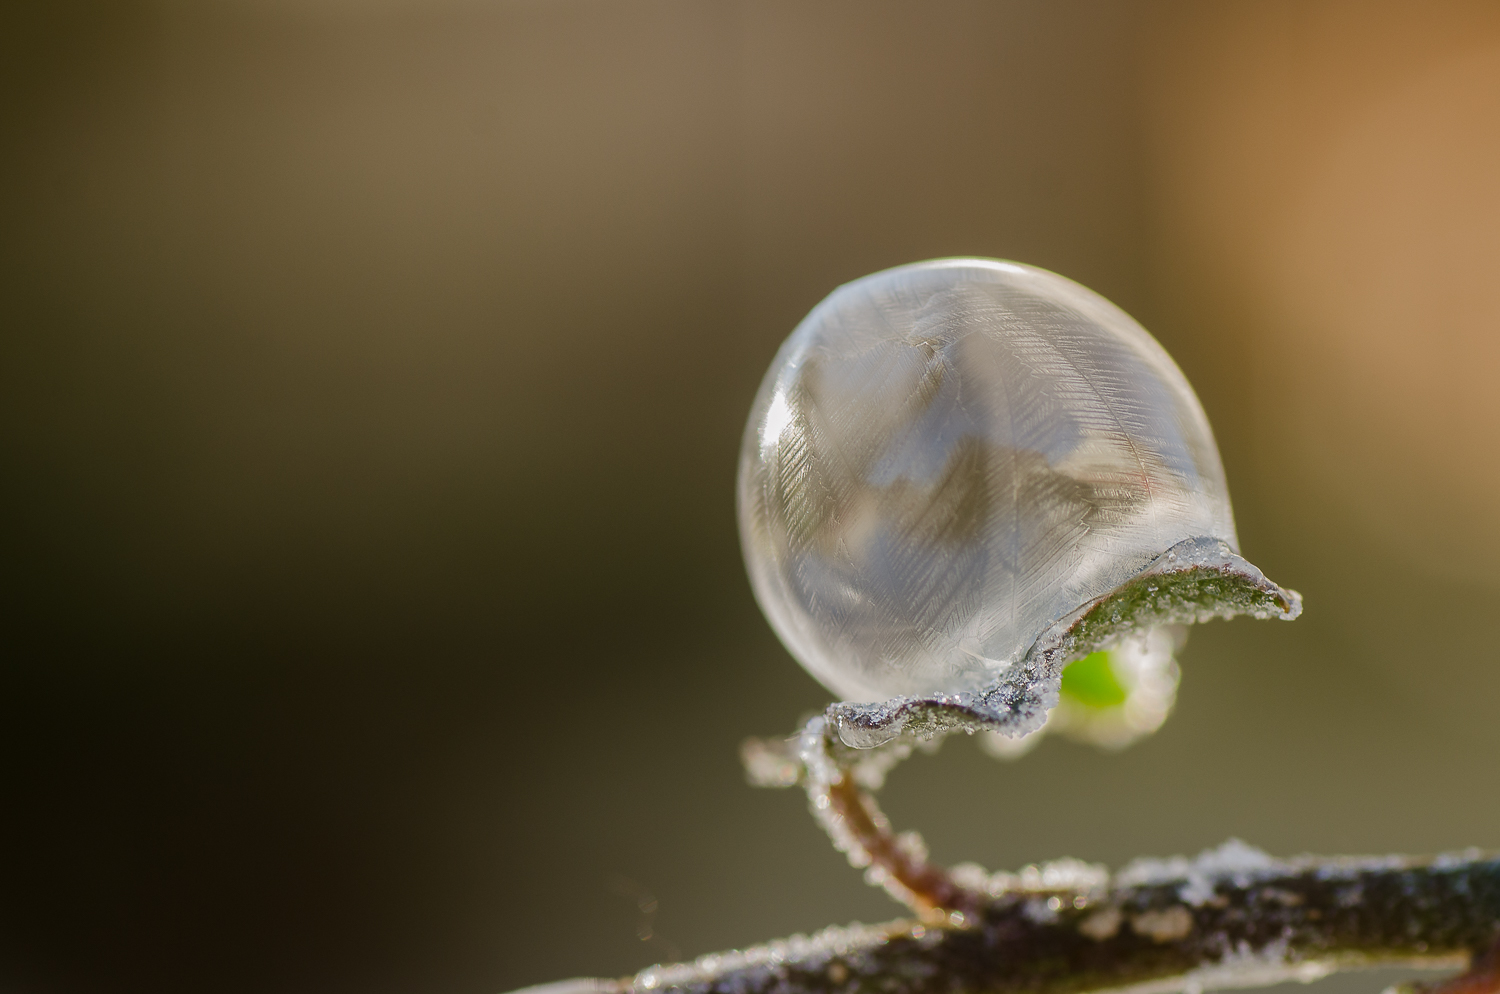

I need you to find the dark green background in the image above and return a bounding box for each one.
[2,3,1496,993]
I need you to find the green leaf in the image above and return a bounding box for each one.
[1059,650,1127,709]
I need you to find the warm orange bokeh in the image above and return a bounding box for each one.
[1148,3,1500,576]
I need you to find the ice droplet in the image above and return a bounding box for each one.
[738,260,1298,729]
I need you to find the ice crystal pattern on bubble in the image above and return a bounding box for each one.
[737,259,1241,704]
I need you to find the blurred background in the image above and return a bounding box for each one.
[3,2,1499,992]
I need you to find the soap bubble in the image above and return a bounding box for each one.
[738,259,1240,704]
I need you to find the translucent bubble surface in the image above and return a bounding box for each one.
[738,259,1240,704]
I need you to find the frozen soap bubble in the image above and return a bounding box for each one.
[738,259,1294,718]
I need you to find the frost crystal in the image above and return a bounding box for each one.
[737,260,1300,746]
[1117,840,1282,908]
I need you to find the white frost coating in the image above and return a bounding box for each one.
[1307,854,1413,881]
[738,259,1239,703]
[740,737,802,788]
[1101,938,1336,994]
[1116,840,1281,907]
[976,857,1111,898]
[1429,848,1486,871]
[632,921,897,992]
[508,981,620,994]
[1095,940,1464,994]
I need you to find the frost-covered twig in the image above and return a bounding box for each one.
[741,715,983,918]
[527,847,1500,994]
[513,711,1498,994]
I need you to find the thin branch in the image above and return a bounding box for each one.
[515,698,1496,994]
[511,714,1500,994]
[535,850,1499,994]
